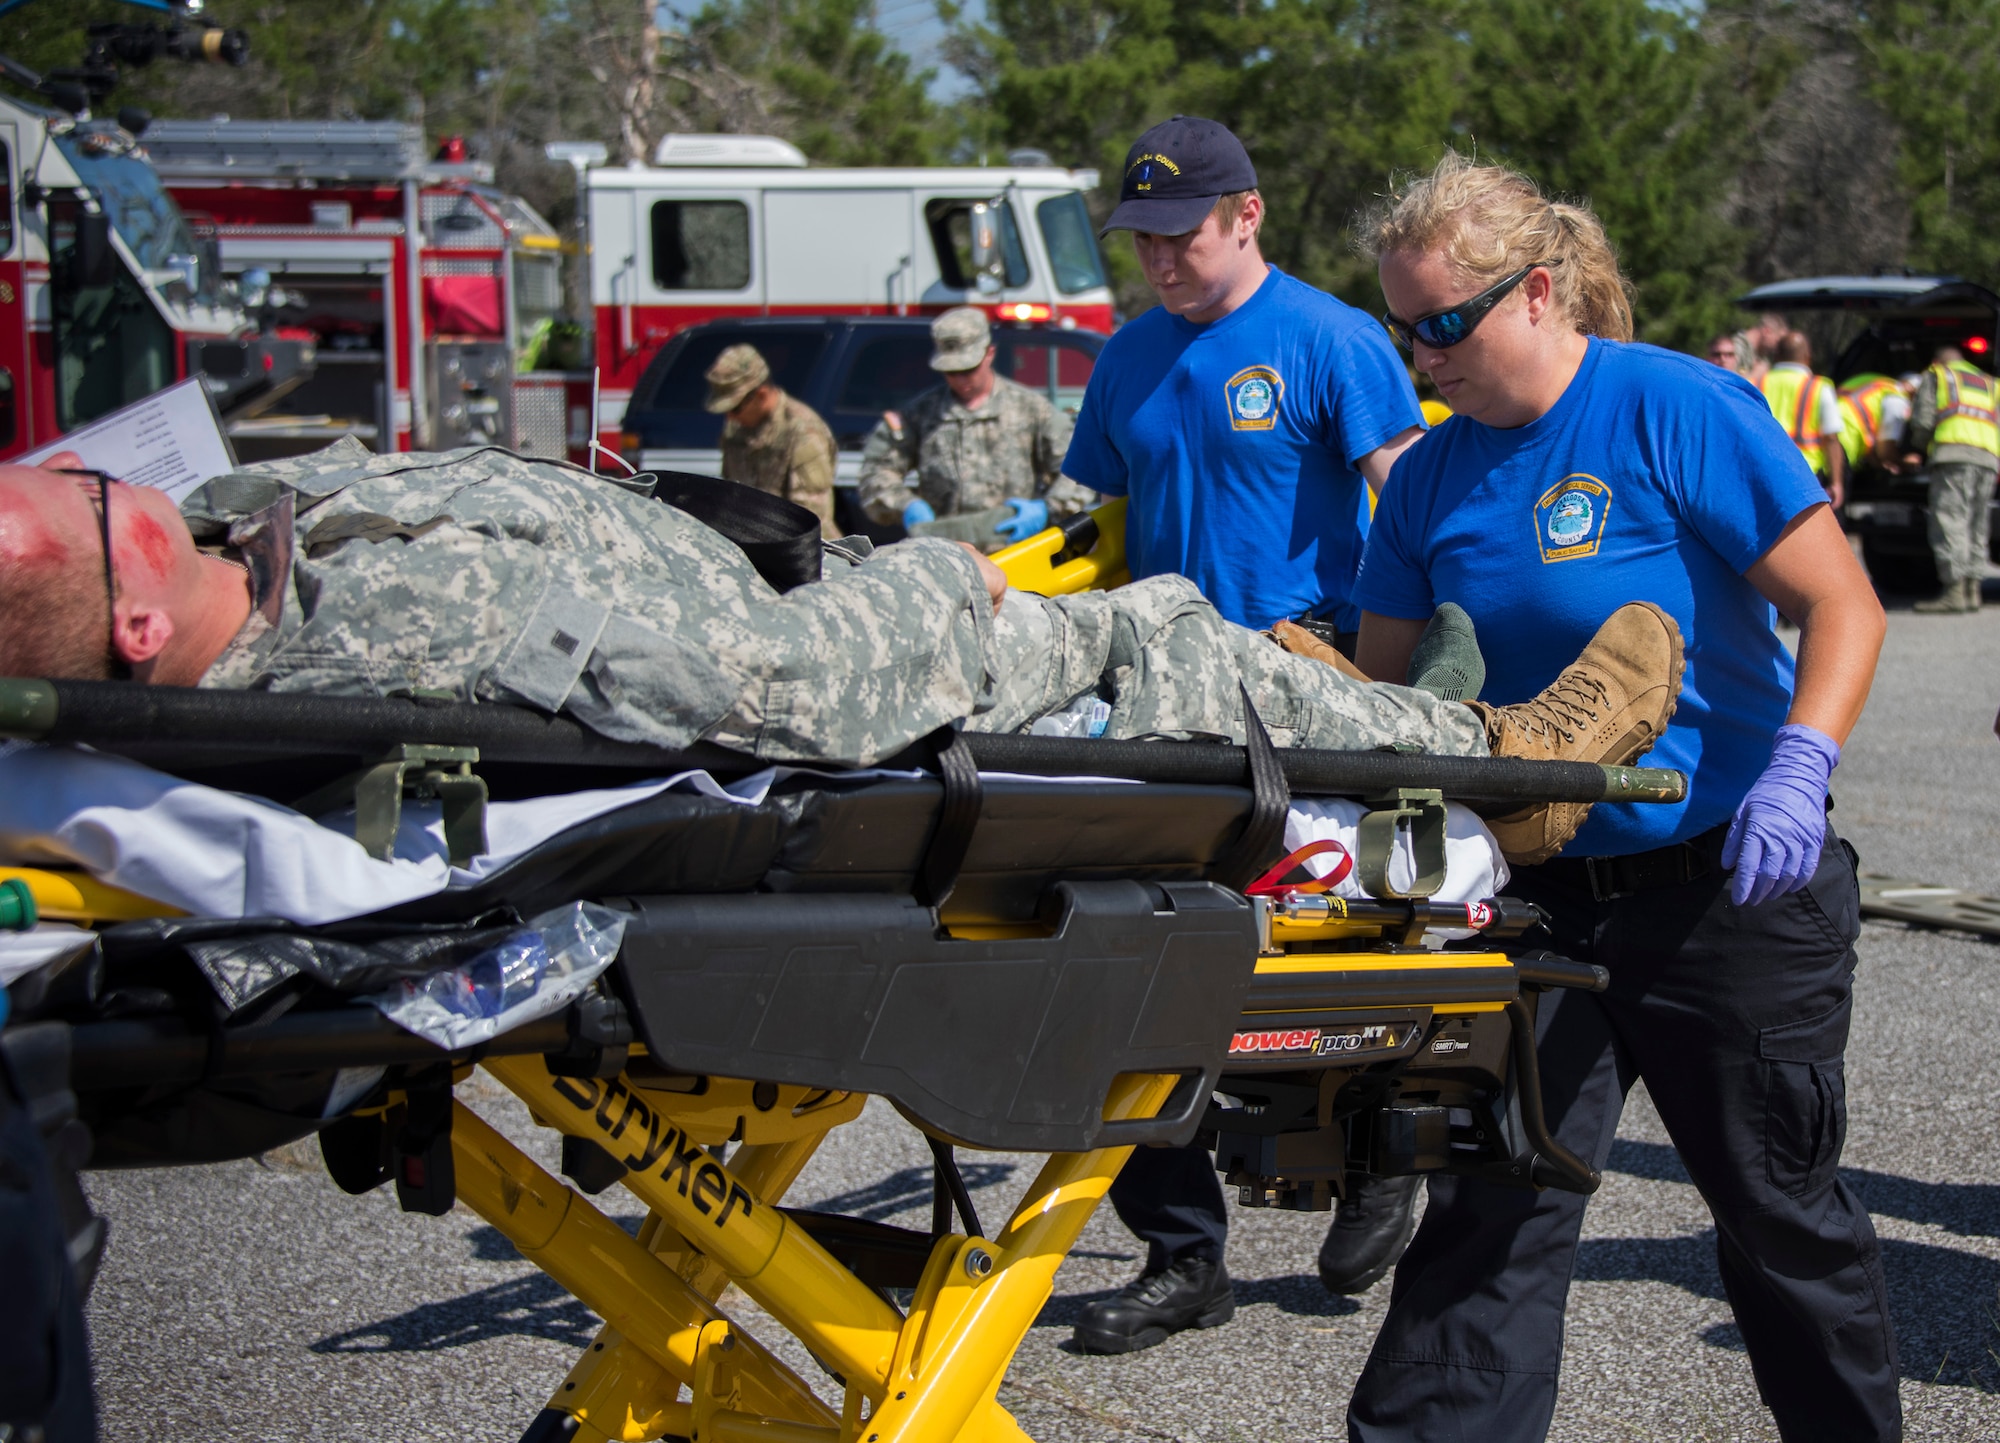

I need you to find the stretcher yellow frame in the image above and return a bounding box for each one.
[20,868,1530,1440]
[449,956,1514,1443]
[991,498,1129,596]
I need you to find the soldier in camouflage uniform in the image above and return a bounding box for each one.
[0,442,1676,836]
[858,308,1094,549]
[706,343,841,540]
[1904,346,1998,612]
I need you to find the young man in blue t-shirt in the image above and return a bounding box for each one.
[1061,116,1425,639]
[1060,115,1429,1357]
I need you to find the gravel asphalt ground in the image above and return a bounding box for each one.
[81,599,2000,1442]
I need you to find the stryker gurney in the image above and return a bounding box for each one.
[0,504,1686,1443]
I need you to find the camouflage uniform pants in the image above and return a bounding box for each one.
[1927,461,1997,587]
[970,575,1490,755]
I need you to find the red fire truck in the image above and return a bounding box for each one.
[576,133,1116,457]
[146,119,574,462]
[0,92,309,460]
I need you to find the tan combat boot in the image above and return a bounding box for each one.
[1914,579,1971,614]
[1464,602,1685,865]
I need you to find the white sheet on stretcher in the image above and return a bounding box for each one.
[0,742,1505,927]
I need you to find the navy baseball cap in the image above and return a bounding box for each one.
[1100,116,1259,237]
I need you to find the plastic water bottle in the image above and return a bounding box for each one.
[466,930,551,1017]
[425,930,553,1020]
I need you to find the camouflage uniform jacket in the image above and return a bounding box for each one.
[857,375,1095,525]
[185,439,1485,766]
[719,389,840,538]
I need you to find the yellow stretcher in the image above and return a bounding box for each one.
[1,499,1678,1443]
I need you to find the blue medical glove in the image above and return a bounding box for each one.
[902,497,936,529]
[1721,723,1840,908]
[995,497,1048,543]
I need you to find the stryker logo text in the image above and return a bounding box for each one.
[549,1074,755,1226]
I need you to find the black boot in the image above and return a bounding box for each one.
[1070,1254,1235,1355]
[1317,1174,1424,1295]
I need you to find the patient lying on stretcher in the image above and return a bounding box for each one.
[0,441,1681,862]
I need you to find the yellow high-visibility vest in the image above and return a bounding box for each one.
[1929,360,2000,456]
[1760,366,1837,474]
[1837,374,1899,467]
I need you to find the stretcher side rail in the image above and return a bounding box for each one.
[62,1006,583,1090]
[0,676,1686,806]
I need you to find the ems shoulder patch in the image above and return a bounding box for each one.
[1534,474,1613,563]
[1225,366,1284,432]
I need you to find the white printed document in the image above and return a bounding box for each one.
[24,377,238,505]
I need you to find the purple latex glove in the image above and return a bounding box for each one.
[1721,723,1839,907]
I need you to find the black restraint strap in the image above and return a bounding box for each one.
[1207,685,1291,891]
[914,726,983,909]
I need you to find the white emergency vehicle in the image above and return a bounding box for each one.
[581,134,1114,455]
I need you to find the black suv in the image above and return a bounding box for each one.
[620,315,1106,541]
[1738,275,2000,592]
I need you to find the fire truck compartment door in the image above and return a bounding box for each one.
[215,237,396,275]
[763,189,916,309]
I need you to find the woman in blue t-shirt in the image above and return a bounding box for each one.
[1344,155,1897,1443]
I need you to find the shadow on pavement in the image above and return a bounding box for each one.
[1038,1272,1362,1334]
[1609,1138,2000,1237]
[803,1162,1018,1222]
[1578,1223,2000,1391]
[310,1273,602,1353]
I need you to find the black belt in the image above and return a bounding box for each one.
[1283,614,1359,660]
[1526,822,1726,902]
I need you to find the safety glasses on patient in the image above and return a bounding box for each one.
[56,467,132,681]
[1383,261,1561,351]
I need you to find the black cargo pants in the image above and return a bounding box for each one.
[1348,825,1901,1443]
[1108,1140,1230,1271]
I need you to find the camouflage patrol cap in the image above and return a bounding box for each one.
[704,343,772,413]
[930,307,993,372]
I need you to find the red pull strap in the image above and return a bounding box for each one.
[1243,839,1354,896]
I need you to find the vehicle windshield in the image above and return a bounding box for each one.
[53,130,219,304]
[1036,192,1108,296]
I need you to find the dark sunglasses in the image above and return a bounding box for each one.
[1383,262,1560,350]
[57,467,132,681]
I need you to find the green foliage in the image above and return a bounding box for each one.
[679,0,948,164]
[1457,0,1750,347]
[10,0,2000,345]
[1866,0,2000,282]
[947,0,1758,343]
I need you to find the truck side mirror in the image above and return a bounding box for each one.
[969,199,1007,293]
[76,212,117,287]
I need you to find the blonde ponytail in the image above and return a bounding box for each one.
[1363,151,1634,343]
